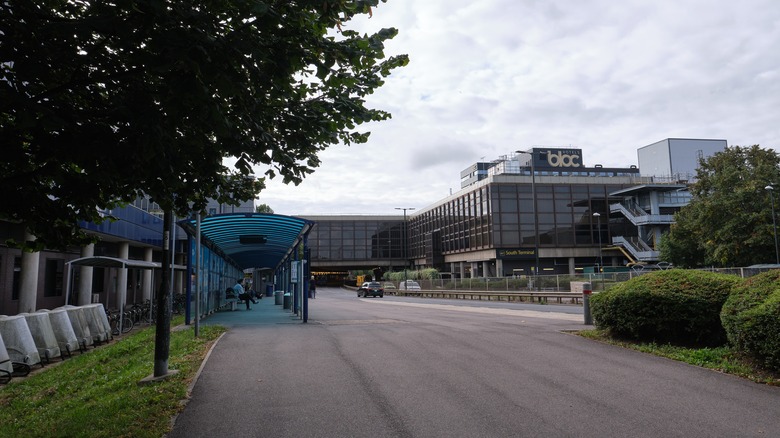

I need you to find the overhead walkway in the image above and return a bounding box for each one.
[177,213,315,322]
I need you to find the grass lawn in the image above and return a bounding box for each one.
[0,318,226,438]
[578,329,780,386]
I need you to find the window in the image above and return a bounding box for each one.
[44,258,65,297]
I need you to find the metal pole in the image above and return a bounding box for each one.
[767,186,779,264]
[582,282,593,325]
[395,207,415,284]
[531,154,539,277]
[303,236,309,323]
[593,212,603,271]
[169,213,177,310]
[195,212,201,337]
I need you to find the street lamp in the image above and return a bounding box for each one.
[765,186,779,264]
[516,150,540,277]
[593,212,604,272]
[395,207,415,283]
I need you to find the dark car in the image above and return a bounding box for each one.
[357,281,384,298]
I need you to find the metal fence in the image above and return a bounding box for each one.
[379,266,779,293]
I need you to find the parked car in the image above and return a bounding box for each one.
[399,280,421,290]
[357,281,384,298]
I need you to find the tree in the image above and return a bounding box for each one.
[1,0,408,250]
[1,0,407,377]
[660,145,780,267]
[256,204,274,214]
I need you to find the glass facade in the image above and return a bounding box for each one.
[306,218,406,264]
[409,186,492,258]
[401,174,644,275]
[409,181,629,256]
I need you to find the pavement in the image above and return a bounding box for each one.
[167,289,780,438]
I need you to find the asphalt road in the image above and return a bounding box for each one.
[168,287,780,438]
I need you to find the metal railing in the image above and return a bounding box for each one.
[376,266,780,295]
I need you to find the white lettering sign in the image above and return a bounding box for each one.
[546,150,581,167]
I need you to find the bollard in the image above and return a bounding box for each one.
[582,282,593,325]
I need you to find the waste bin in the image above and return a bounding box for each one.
[266,285,274,297]
[274,291,284,305]
[283,293,291,310]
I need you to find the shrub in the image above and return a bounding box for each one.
[721,270,780,372]
[590,270,742,346]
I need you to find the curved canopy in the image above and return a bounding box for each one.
[66,255,186,270]
[178,213,314,271]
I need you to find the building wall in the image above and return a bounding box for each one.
[0,205,184,314]
[638,138,726,181]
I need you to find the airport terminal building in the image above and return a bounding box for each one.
[304,139,726,279]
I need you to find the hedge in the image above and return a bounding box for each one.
[590,269,742,346]
[720,270,780,372]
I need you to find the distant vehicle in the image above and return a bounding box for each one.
[382,282,397,296]
[357,281,384,298]
[399,280,421,290]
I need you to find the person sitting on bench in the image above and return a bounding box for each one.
[233,278,257,310]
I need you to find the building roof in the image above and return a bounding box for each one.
[178,213,314,271]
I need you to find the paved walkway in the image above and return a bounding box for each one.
[168,289,780,438]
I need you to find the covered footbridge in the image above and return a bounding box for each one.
[178,213,315,323]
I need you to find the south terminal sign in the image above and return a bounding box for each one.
[497,248,537,259]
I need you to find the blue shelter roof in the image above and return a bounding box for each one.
[178,213,314,271]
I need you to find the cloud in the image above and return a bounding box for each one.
[255,0,780,216]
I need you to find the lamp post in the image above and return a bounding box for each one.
[765,186,779,264]
[395,207,415,283]
[516,149,540,278]
[593,212,604,272]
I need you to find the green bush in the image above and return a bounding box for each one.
[384,268,441,282]
[721,270,780,372]
[590,270,742,346]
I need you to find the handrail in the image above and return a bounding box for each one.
[612,236,659,262]
[610,202,675,226]
[390,289,584,304]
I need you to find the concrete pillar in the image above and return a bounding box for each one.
[77,244,95,305]
[495,258,504,277]
[142,247,153,302]
[117,242,129,312]
[482,261,490,278]
[470,262,478,278]
[569,257,576,275]
[649,191,660,215]
[18,233,41,313]
[459,261,465,279]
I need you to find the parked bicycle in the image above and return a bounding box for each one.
[129,300,155,325]
[106,308,133,335]
[172,294,187,315]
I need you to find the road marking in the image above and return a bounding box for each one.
[361,299,583,322]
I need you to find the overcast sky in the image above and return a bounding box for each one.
[253,0,780,217]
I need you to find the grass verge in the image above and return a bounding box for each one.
[577,329,780,386]
[0,318,227,438]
